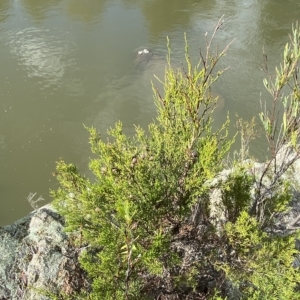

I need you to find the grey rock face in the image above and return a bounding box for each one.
[0,205,89,300]
[197,146,300,236]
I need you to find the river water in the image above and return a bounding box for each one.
[0,0,299,225]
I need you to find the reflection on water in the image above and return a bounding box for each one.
[0,0,10,23]
[66,0,107,23]
[22,0,62,21]
[6,27,76,89]
[140,0,198,41]
[0,0,300,225]
[259,1,300,47]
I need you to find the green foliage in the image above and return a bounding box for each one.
[31,286,90,300]
[255,22,300,225]
[221,167,254,223]
[222,211,300,300]
[213,23,300,299]
[51,22,300,300]
[260,23,300,152]
[52,30,233,299]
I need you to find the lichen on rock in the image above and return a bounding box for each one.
[0,204,89,300]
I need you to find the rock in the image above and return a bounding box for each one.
[138,49,150,55]
[134,48,154,69]
[194,145,300,237]
[0,204,89,300]
[134,48,165,69]
[1,146,300,299]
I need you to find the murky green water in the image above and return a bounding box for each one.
[0,0,299,225]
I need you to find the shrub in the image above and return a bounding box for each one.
[52,20,300,299]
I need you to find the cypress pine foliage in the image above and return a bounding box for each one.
[51,22,300,299]
[221,211,300,300]
[52,28,234,299]
[216,21,300,300]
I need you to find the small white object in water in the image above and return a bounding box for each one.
[138,49,150,55]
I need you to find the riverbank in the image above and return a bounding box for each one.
[1,146,300,299]
[0,204,90,300]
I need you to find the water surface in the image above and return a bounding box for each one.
[0,0,299,225]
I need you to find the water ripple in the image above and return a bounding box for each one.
[5,26,76,89]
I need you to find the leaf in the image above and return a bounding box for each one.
[263,78,269,90]
[291,130,297,148]
[121,244,128,250]
[283,112,287,132]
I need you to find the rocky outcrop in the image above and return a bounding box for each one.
[206,146,300,238]
[2,147,300,299]
[0,205,89,300]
